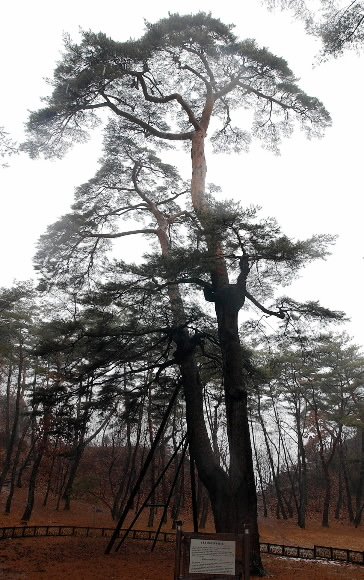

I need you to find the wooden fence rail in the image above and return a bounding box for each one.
[0,525,177,542]
[260,541,364,565]
[0,526,363,566]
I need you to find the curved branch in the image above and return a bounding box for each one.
[134,72,202,130]
[99,90,195,140]
[214,77,240,100]
[237,82,290,110]
[157,189,190,206]
[167,210,190,224]
[83,227,157,239]
[245,290,285,319]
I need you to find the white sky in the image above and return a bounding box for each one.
[1,0,363,344]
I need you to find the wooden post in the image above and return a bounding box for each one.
[174,520,183,580]
[243,526,250,580]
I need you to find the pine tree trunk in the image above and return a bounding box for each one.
[43,450,57,507]
[354,427,364,527]
[321,462,331,527]
[21,410,51,521]
[251,415,268,519]
[147,390,156,528]
[296,406,307,529]
[5,414,32,514]
[21,444,45,521]
[188,124,263,574]
[335,467,343,520]
[0,352,24,492]
[143,115,263,573]
[63,444,84,511]
[257,396,287,520]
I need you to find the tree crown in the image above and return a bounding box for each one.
[22,12,331,159]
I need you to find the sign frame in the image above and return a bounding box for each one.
[174,522,250,580]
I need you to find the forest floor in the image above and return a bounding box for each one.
[0,487,363,579]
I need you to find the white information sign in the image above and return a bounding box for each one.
[189,538,236,575]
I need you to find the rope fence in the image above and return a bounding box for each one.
[0,526,363,566]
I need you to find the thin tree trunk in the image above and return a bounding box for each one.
[56,460,70,511]
[335,465,343,520]
[250,413,268,519]
[271,392,296,519]
[5,364,12,450]
[314,409,341,527]
[147,386,156,528]
[112,397,145,520]
[43,450,57,507]
[5,413,32,514]
[0,348,24,492]
[354,427,364,527]
[63,444,85,510]
[295,399,307,529]
[257,395,287,520]
[21,446,44,521]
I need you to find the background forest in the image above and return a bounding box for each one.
[0,282,363,531]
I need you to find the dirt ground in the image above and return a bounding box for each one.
[1,488,364,579]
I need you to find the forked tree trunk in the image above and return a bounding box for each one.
[140,110,263,572]
[187,123,262,573]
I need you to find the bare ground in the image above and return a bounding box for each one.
[1,488,363,579]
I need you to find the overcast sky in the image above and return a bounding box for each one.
[1,0,363,344]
